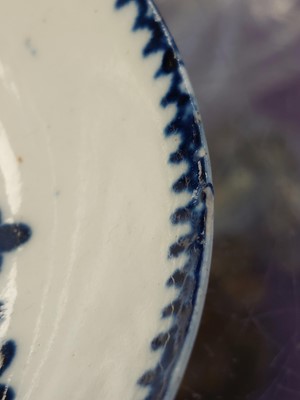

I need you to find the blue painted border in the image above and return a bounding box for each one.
[0,213,32,399]
[115,1,214,399]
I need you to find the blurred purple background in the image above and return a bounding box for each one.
[155,1,300,399]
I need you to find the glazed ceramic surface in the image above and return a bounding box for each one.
[0,1,213,399]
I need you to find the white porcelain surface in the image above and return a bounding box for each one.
[0,1,213,399]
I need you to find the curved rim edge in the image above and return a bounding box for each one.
[115,1,214,399]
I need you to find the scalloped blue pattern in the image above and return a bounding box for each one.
[115,1,213,399]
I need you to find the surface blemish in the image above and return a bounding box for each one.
[24,38,38,57]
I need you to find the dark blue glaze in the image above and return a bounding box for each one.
[0,341,17,378]
[0,224,31,254]
[116,1,213,399]
[0,212,32,399]
[0,211,32,271]
[0,384,15,400]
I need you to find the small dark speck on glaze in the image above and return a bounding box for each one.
[24,38,38,57]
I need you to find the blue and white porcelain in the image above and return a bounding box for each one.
[0,0,213,399]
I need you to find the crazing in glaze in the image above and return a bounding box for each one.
[116,1,213,399]
[0,212,31,400]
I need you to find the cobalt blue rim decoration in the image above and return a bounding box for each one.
[0,212,32,400]
[115,1,213,399]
